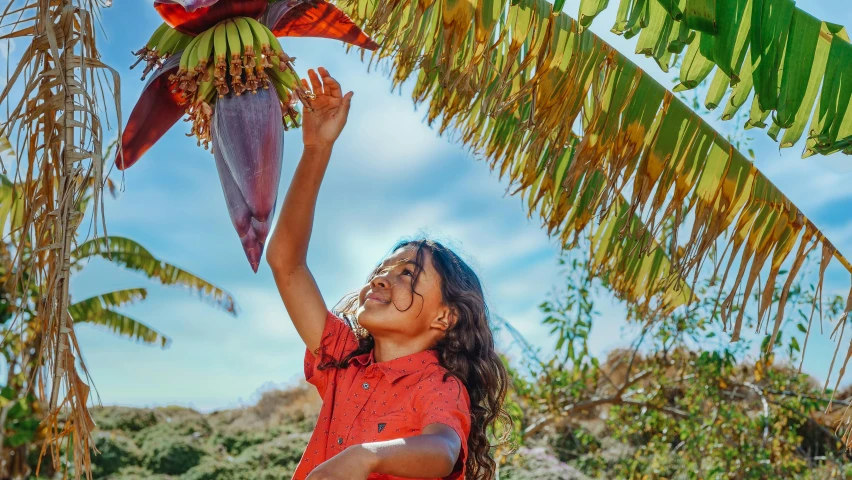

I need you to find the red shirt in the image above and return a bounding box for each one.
[292,311,471,480]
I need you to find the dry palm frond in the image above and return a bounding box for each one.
[0,0,119,477]
[336,0,852,444]
[577,0,852,157]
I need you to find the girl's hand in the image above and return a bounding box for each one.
[300,67,354,149]
[305,445,375,480]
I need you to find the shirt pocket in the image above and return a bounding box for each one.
[367,411,414,442]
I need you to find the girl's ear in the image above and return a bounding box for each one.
[432,305,458,332]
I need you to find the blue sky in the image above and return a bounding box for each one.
[10,1,852,411]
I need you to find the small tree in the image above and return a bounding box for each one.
[0,175,238,478]
[502,250,851,479]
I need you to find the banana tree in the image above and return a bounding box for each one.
[333,0,852,444]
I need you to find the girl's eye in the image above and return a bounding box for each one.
[402,269,414,277]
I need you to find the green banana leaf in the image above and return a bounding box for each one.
[72,236,237,316]
[576,0,852,156]
[69,289,171,348]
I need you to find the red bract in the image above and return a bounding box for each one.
[263,0,379,50]
[154,0,267,35]
[117,55,185,170]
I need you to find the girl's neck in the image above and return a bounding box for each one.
[372,336,433,363]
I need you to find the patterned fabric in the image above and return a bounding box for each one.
[292,311,471,480]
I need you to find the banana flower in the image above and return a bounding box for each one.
[119,0,377,271]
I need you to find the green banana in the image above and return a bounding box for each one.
[179,34,202,73]
[224,19,245,94]
[234,17,255,56]
[193,26,215,71]
[185,35,206,75]
[213,21,229,66]
[145,23,172,50]
[156,27,192,57]
[196,63,217,104]
[212,21,229,96]
[269,72,290,103]
[155,28,180,55]
[225,19,242,62]
[267,64,300,91]
[171,33,194,55]
[263,24,290,71]
[246,17,271,50]
[246,17,274,70]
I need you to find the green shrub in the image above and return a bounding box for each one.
[91,431,141,477]
[134,414,212,448]
[92,407,157,432]
[182,458,296,480]
[104,465,170,480]
[500,447,591,480]
[181,457,241,480]
[209,427,279,455]
[141,435,207,475]
[233,433,307,471]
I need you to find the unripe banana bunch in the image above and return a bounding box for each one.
[171,18,302,103]
[131,23,194,80]
[169,17,308,144]
[130,17,311,150]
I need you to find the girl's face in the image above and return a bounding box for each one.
[355,246,453,341]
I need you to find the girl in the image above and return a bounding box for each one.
[266,67,511,480]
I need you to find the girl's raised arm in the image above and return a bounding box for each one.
[266,67,353,353]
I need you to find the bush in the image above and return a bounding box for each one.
[209,427,279,455]
[133,412,212,448]
[92,407,158,432]
[181,457,241,480]
[141,435,207,475]
[91,431,141,477]
[501,447,591,480]
[234,433,308,471]
[182,457,296,480]
[103,465,170,480]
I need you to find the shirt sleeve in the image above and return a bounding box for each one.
[415,372,472,480]
[303,311,359,397]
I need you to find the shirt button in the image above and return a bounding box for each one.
[362,382,370,390]
[337,437,343,445]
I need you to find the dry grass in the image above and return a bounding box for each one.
[0,0,121,477]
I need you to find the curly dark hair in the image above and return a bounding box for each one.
[325,238,512,479]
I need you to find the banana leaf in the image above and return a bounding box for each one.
[572,0,852,157]
[69,289,172,348]
[336,0,852,429]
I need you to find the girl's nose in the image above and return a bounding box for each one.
[370,273,391,289]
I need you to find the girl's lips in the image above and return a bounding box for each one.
[365,293,389,304]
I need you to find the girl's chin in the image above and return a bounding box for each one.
[355,312,387,331]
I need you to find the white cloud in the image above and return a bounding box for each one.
[758,149,852,215]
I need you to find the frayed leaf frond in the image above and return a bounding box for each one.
[337,0,852,445]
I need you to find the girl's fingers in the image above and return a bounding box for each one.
[318,67,342,98]
[307,68,324,96]
[301,78,310,92]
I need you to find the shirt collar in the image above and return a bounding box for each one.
[352,348,440,383]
